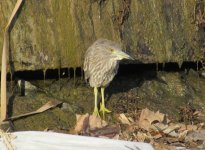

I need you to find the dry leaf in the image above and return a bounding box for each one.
[112,134,120,140]
[178,130,188,141]
[139,119,150,131]
[163,124,181,137]
[149,123,167,139]
[139,108,165,131]
[74,114,111,137]
[154,123,179,137]
[154,143,177,150]
[118,113,131,125]
[185,129,205,141]
[90,125,120,138]
[136,132,147,142]
[179,124,198,132]
[89,115,107,130]
[8,100,63,121]
[74,113,89,133]
[152,132,163,139]
[151,122,168,132]
[128,117,134,123]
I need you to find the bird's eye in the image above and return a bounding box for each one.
[110,49,114,52]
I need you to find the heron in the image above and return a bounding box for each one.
[83,39,133,118]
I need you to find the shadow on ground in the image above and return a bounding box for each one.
[2,65,205,132]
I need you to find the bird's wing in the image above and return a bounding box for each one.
[83,44,102,82]
[83,47,93,81]
[83,58,90,81]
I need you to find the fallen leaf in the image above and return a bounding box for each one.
[154,142,177,150]
[193,110,202,116]
[118,113,131,125]
[128,117,134,123]
[152,133,163,139]
[89,115,107,130]
[179,124,198,132]
[163,123,180,137]
[139,108,165,131]
[8,100,63,121]
[178,130,188,141]
[138,118,150,131]
[136,132,148,142]
[90,125,120,138]
[73,114,119,138]
[112,134,120,140]
[185,129,205,142]
[149,123,168,138]
[151,122,168,132]
[74,113,89,133]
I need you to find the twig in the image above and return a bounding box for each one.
[1,0,24,121]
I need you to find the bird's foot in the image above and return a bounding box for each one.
[92,107,100,117]
[99,103,111,119]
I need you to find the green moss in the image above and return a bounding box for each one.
[11,83,77,131]
[2,69,205,131]
[0,0,204,71]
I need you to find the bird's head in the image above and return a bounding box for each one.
[108,47,134,61]
[95,39,134,61]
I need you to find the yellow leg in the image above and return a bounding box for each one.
[93,87,100,116]
[100,87,111,118]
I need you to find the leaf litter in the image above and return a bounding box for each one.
[73,113,120,138]
[71,108,205,149]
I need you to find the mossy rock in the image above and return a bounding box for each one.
[0,0,204,71]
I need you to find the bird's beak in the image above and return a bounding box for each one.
[115,51,134,60]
